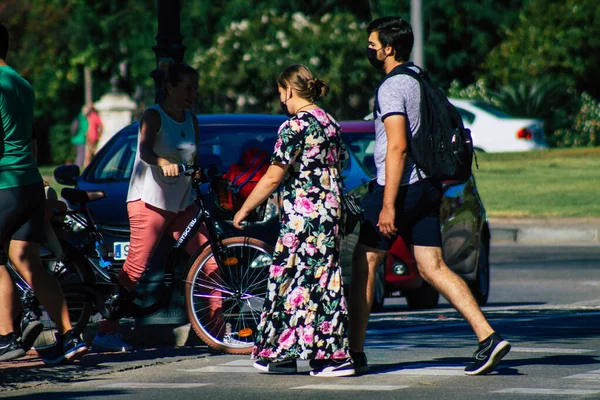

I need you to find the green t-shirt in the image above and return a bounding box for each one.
[0,66,42,189]
[71,113,88,145]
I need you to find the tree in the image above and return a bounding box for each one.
[369,0,524,88]
[484,0,600,99]
[192,10,379,120]
[2,0,156,121]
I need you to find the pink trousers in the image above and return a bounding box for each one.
[119,200,216,287]
[118,200,223,334]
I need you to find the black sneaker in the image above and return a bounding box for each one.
[253,358,298,374]
[0,333,26,362]
[310,358,356,377]
[464,332,511,375]
[16,309,44,352]
[350,351,369,375]
[41,330,89,365]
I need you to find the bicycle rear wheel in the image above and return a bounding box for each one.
[184,237,273,355]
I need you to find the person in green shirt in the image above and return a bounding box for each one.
[0,23,88,364]
[70,105,89,167]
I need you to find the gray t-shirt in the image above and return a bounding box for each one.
[374,67,425,186]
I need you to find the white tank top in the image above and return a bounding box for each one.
[126,105,197,212]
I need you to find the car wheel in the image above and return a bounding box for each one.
[470,238,490,306]
[371,263,386,313]
[405,281,439,310]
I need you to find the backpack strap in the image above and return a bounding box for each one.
[373,62,425,117]
[229,152,267,194]
[373,62,430,181]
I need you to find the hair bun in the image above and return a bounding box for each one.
[277,64,329,103]
[311,78,329,101]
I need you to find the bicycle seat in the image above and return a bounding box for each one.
[61,188,107,205]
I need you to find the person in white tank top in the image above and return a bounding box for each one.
[95,64,221,351]
[118,63,202,290]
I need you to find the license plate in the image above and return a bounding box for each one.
[113,242,130,261]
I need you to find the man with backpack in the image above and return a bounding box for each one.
[348,16,510,375]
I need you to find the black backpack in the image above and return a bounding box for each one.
[374,62,476,182]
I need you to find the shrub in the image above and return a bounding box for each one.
[48,123,74,165]
[192,11,378,120]
[552,92,600,147]
[490,78,577,137]
[448,79,494,103]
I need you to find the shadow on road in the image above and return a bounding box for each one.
[366,359,524,377]
[360,351,600,379]
[0,347,208,391]
[1,389,127,399]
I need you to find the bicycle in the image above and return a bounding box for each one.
[9,164,274,355]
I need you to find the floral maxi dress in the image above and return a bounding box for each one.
[252,108,350,361]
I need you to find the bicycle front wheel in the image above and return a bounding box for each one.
[184,237,273,355]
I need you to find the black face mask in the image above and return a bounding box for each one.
[367,47,385,70]
[280,94,293,117]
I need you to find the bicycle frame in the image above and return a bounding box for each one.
[10,165,240,326]
[166,168,240,297]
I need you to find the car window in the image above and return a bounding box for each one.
[472,101,512,119]
[456,107,476,125]
[87,125,281,182]
[87,123,376,182]
[198,126,278,170]
[342,132,376,176]
[88,134,136,182]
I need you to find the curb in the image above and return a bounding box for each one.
[489,218,600,244]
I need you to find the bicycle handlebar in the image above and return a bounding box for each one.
[178,164,221,183]
[178,164,198,175]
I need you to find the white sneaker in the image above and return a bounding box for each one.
[310,359,356,377]
[92,333,133,352]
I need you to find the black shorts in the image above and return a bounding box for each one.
[358,178,443,250]
[0,182,46,264]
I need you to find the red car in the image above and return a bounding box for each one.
[339,121,490,311]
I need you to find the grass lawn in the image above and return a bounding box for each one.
[39,147,600,218]
[474,147,600,218]
[39,165,70,194]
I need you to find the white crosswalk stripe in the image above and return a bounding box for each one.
[564,368,600,380]
[291,384,409,392]
[493,388,600,396]
[511,347,592,354]
[364,343,414,350]
[179,359,311,373]
[100,383,211,389]
[183,366,257,373]
[382,363,465,376]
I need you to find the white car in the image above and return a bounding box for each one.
[449,98,548,153]
[364,99,549,153]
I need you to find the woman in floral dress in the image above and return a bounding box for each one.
[233,64,354,377]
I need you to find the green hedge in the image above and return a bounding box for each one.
[49,123,75,165]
